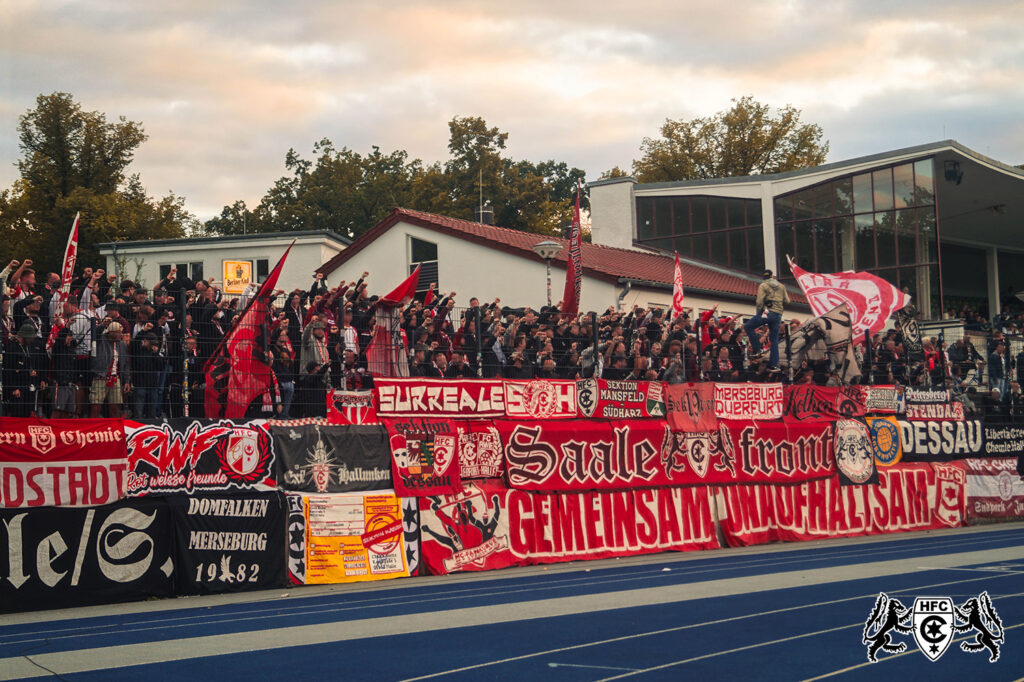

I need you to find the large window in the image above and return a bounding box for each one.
[775,158,939,317]
[636,195,763,272]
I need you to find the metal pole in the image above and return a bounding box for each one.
[474,307,483,378]
[938,330,947,387]
[865,329,873,385]
[591,311,599,378]
[545,259,552,307]
[181,294,190,418]
[785,326,793,382]
[696,317,703,381]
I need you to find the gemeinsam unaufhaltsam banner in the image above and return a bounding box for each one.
[271,423,391,494]
[715,461,966,547]
[0,497,175,613]
[964,457,1024,520]
[124,419,276,496]
[982,421,1024,457]
[576,379,666,419]
[0,417,128,508]
[496,419,836,492]
[167,491,287,595]
[897,419,984,462]
[375,378,506,418]
[418,480,718,575]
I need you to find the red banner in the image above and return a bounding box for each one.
[904,402,964,421]
[375,379,505,418]
[665,383,717,432]
[382,418,462,496]
[326,390,380,425]
[716,462,966,546]
[714,383,784,420]
[503,380,578,419]
[496,418,834,492]
[0,418,128,507]
[458,421,503,480]
[577,379,665,419]
[783,385,867,422]
[419,480,718,575]
[964,457,1024,519]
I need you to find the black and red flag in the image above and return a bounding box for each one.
[561,180,583,318]
[204,242,294,418]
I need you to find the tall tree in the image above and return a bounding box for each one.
[632,96,829,183]
[1,92,195,274]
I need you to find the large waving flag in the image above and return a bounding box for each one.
[368,265,420,377]
[672,252,685,320]
[560,181,583,318]
[787,256,911,343]
[46,213,81,353]
[786,303,861,383]
[205,242,294,418]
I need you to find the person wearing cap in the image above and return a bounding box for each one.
[90,321,130,417]
[3,322,46,417]
[743,269,790,372]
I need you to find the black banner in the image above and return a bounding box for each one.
[168,491,287,595]
[286,493,306,584]
[982,421,1024,457]
[272,424,392,493]
[898,419,985,462]
[0,498,174,613]
[402,496,421,577]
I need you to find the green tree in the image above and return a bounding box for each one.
[0,92,195,274]
[632,96,829,183]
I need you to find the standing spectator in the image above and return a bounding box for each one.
[4,323,46,417]
[743,269,789,373]
[90,322,130,418]
[989,341,1010,397]
[130,333,162,419]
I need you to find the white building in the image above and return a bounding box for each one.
[316,208,791,318]
[97,230,349,295]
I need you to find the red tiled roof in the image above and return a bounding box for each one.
[318,207,805,303]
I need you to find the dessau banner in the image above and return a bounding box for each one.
[305,492,409,584]
[124,419,276,496]
[168,492,287,595]
[272,424,391,494]
[382,418,463,496]
[419,481,717,575]
[714,383,783,420]
[0,417,127,508]
[897,419,984,462]
[964,458,1024,520]
[496,419,835,492]
[664,383,717,432]
[0,497,174,613]
[375,378,506,418]
[716,461,966,546]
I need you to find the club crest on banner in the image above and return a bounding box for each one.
[933,463,966,528]
[27,425,56,455]
[869,418,902,467]
[576,379,598,418]
[834,420,876,485]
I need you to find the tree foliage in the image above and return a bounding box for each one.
[205,116,587,240]
[0,92,196,273]
[632,96,829,183]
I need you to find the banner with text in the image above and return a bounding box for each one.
[326,390,380,425]
[375,378,506,418]
[865,385,906,414]
[272,424,391,494]
[577,379,666,419]
[982,421,1024,457]
[0,498,175,613]
[716,461,966,546]
[783,385,867,422]
[305,492,409,584]
[382,418,463,496]
[905,402,965,421]
[0,418,128,508]
[664,383,718,432]
[714,383,784,420]
[419,480,518,575]
[168,492,287,595]
[124,419,275,496]
[964,457,1024,520]
[503,379,579,419]
[897,419,984,462]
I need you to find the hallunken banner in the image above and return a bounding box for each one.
[0,418,128,508]
[982,422,1024,456]
[898,419,984,462]
[496,419,835,492]
[964,458,1024,519]
[168,492,287,595]
[664,383,717,432]
[272,424,391,493]
[576,379,666,419]
[0,497,175,613]
[305,492,409,584]
[382,418,463,496]
[905,402,965,421]
[375,378,505,418]
[124,419,275,496]
[714,383,784,420]
[716,461,966,546]
[783,385,867,422]
[419,480,517,575]
[504,380,578,419]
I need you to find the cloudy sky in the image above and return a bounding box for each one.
[2,0,1023,220]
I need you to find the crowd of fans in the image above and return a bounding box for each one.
[2,256,1023,422]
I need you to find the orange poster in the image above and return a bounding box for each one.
[305,492,408,584]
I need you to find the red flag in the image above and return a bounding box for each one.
[423,288,435,306]
[381,265,421,306]
[46,213,80,354]
[205,242,294,418]
[561,181,583,317]
[787,256,911,343]
[672,252,685,319]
